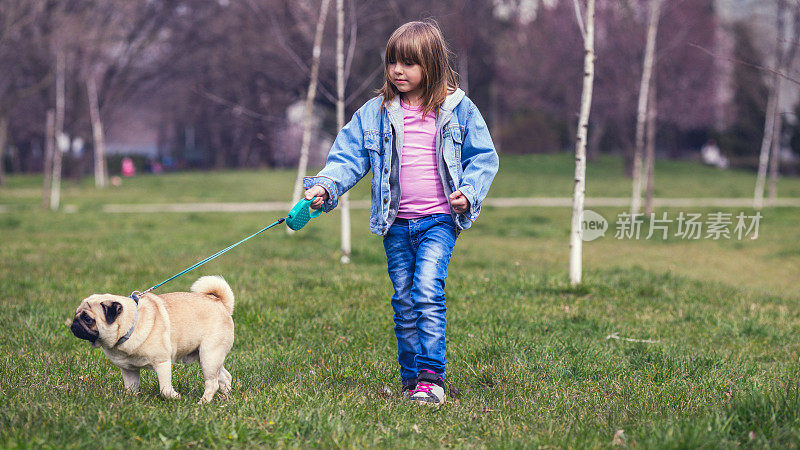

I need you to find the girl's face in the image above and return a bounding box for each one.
[389,62,423,101]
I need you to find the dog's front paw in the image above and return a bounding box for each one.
[161,389,181,400]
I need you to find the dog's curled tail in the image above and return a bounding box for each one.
[191,276,235,315]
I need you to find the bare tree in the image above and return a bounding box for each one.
[0,0,51,186]
[86,76,107,187]
[291,0,332,223]
[42,109,54,208]
[631,0,662,216]
[644,78,657,215]
[768,3,800,203]
[569,0,596,286]
[81,1,184,185]
[50,50,65,211]
[0,113,6,186]
[754,1,785,209]
[336,0,352,263]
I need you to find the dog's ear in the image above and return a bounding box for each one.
[101,301,123,324]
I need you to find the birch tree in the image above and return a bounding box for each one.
[767,3,800,203]
[644,79,657,215]
[754,0,786,209]
[291,0,332,225]
[569,0,596,286]
[336,0,351,263]
[42,110,54,209]
[0,115,6,187]
[80,1,182,186]
[86,76,107,187]
[50,50,66,211]
[631,0,662,216]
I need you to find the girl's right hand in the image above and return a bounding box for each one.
[304,185,329,209]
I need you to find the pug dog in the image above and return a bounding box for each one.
[70,275,235,403]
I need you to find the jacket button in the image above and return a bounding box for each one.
[384,168,389,174]
[384,136,389,142]
[383,198,388,204]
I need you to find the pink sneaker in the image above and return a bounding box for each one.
[408,370,445,405]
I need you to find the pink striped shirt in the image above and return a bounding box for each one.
[396,100,450,219]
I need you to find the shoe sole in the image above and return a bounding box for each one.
[410,397,446,406]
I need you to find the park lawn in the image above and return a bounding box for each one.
[2,154,800,447]
[3,153,800,209]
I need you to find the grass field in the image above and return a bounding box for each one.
[2,154,800,447]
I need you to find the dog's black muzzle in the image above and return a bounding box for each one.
[70,316,99,343]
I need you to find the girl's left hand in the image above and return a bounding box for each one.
[449,190,470,214]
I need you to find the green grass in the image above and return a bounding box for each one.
[4,154,800,209]
[2,154,800,447]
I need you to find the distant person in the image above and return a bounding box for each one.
[145,158,163,174]
[162,156,175,171]
[303,21,499,405]
[701,139,729,169]
[121,157,136,177]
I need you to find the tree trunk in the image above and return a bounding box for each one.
[42,110,55,209]
[569,0,596,286]
[644,80,657,216]
[754,83,778,209]
[631,0,661,216]
[0,114,7,187]
[489,78,501,153]
[336,0,351,263]
[212,122,225,169]
[8,144,22,174]
[754,0,786,209]
[87,76,108,188]
[291,0,332,233]
[767,85,782,205]
[767,2,800,203]
[458,52,469,95]
[237,130,254,168]
[51,50,66,211]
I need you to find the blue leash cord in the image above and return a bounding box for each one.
[131,217,286,299]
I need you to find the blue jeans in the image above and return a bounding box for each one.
[383,213,457,382]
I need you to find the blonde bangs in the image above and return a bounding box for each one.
[386,29,424,66]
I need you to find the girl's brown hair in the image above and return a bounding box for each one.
[377,20,459,117]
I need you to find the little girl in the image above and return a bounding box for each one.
[303,20,498,405]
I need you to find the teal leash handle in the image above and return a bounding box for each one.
[286,198,322,231]
[134,217,286,297]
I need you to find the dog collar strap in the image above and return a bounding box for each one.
[114,296,139,347]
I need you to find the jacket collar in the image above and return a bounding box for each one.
[441,88,465,113]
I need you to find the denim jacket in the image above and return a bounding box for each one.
[303,88,499,236]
